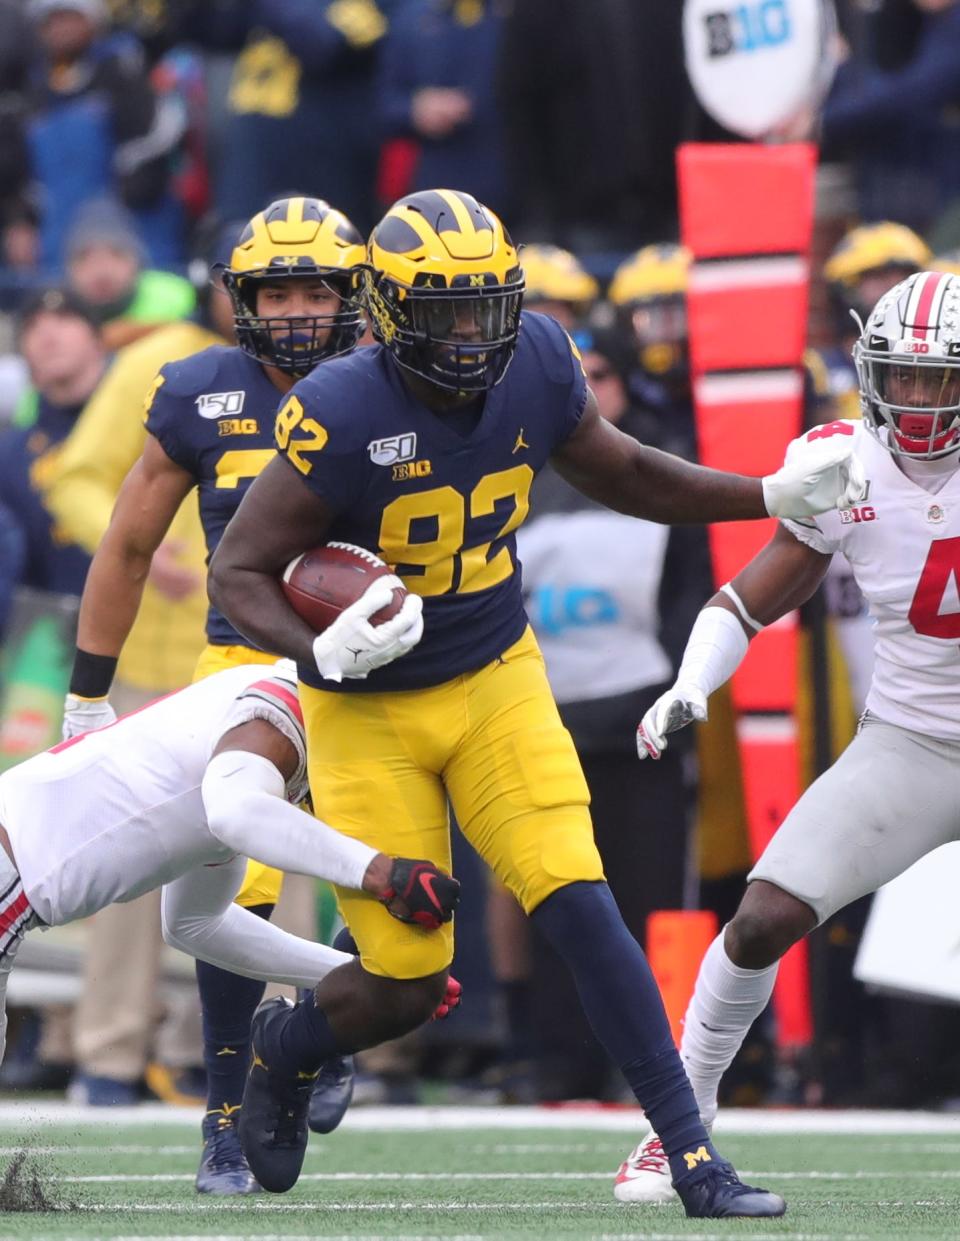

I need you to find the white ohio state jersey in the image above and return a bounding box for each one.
[0,665,306,928]
[784,421,960,740]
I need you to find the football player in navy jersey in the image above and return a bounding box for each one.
[61,197,422,1195]
[209,190,865,1212]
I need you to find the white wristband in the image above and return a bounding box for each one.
[675,605,751,698]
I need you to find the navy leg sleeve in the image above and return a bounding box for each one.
[196,902,272,1115]
[530,881,715,1178]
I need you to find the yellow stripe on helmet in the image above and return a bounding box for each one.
[370,190,520,287]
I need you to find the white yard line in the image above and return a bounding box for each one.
[0,1141,627,1157]
[0,1144,200,1156]
[48,1168,960,1184]
[6,1235,874,1241]
[4,1102,960,1133]
[59,1171,610,1183]
[31,1236,489,1241]
[47,1201,692,1211]
[1,1235,873,1241]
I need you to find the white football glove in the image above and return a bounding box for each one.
[62,694,117,740]
[761,439,866,518]
[636,683,708,761]
[312,576,424,683]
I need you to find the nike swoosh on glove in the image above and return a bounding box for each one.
[636,684,708,761]
[379,857,460,930]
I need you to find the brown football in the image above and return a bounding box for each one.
[281,542,406,633]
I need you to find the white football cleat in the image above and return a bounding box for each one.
[613,1131,677,1204]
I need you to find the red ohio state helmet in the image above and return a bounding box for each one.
[854,270,960,459]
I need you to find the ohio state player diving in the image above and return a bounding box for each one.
[615,269,960,1203]
[0,657,460,1074]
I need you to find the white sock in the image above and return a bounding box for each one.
[679,931,778,1129]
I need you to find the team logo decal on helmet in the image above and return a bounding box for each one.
[366,189,524,393]
[222,196,366,377]
[854,270,960,459]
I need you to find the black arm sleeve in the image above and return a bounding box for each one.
[102,52,179,208]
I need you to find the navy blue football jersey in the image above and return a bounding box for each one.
[144,346,283,644]
[276,312,587,690]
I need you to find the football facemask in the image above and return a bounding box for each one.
[609,245,690,384]
[234,273,363,377]
[628,296,688,379]
[399,283,521,391]
[858,354,960,457]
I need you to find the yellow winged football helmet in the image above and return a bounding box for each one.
[366,189,524,392]
[222,196,366,376]
[608,244,690,382]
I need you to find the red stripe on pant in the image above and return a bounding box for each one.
[0,890,28,942]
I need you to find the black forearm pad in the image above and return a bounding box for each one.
[68,649,118,698]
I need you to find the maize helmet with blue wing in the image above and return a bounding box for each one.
[824,221,931,331]
[222,196,366,377]
[366,189,524,393]
[608,243,691,383]
[520,244,598,326]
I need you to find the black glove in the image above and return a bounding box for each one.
[379,858,460,931]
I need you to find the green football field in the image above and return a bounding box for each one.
[1,1104,959,1241]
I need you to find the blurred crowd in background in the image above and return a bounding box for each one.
[3,0,960,1116]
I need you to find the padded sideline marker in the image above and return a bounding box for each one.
[680,141,816,1047]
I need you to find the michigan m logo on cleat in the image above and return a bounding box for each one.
[683,1146,713,1170]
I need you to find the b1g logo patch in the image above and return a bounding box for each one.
[217,418,260,437]
[392,459,432,481]
[840,505,877,524]
[196,390,246,419]
[368,432,417,466]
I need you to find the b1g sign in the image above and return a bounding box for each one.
[704,2,792,55]
[684,0,837,138]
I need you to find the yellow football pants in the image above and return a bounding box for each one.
[192,642,284,907]
[301,627,603,979]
